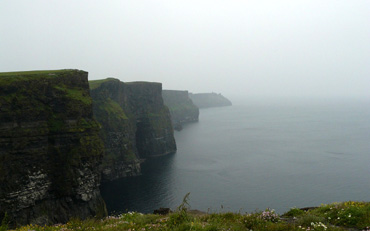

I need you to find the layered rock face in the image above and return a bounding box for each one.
[162,90,199,130]
[90,79,139,181]
[189,92,232,108]
[90,79,176,181]
[0,70,107,226]
[126,82,176,158]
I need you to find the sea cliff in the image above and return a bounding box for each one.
[0,70,107,226]
[90,79,176,181]
[189,93,232,108]
[162,90,199,130]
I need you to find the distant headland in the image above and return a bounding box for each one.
[189,92,232,108]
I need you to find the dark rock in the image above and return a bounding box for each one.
[153,208,171,215]
[162,90,199,127]
[89,79,176,181]
[173,123,183,131]
[0,70,107,227]
[300,207,319,211]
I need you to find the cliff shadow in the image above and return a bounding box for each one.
[100,152,177,214]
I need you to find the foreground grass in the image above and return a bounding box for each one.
[6,201,370,231]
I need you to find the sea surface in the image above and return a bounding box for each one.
[101,98,370,214]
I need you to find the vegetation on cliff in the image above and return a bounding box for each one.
[89,78,176,181]
[0,69,106,226]
[89,78,139,181]
[7,201,370,231]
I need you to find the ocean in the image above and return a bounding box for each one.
[101,98,370,214]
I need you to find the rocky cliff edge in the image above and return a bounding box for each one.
[0,70,107,227]
[89,79,177,181]
[162,90,199,130]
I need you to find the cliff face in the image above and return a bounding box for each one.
[189,93,232,108]
[0,70,107,226]
[90,79,140,181]
[125,83,176,158]
[90,79,176,181]
[162,90,199,130]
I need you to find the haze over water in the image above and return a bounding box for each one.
[101,98,370,214]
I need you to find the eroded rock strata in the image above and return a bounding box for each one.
[162,90,199,130]
[0,70,107,226]
[89,79,176,181]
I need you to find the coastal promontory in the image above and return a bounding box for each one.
[189,92,232,108]
[0,70,107,226]
[89,79,177,181]
[162,90,199,130]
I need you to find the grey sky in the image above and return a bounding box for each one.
[1,1,369,99]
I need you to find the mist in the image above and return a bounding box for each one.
[1,0,369,99]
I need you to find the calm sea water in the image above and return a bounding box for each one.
[101,98,370,214]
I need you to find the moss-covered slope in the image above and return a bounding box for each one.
[0,70,107,227]
[90,79,176,181]
[162,90,199,130]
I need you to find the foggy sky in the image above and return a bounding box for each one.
[1,1,369,99]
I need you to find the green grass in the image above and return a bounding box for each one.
[0,69,86,85]
[11,201,370,231]
[284,201,370,230]
[53,85,92,105]
[97,98,128,120]
[0,213,8,231]
[282,207,305,217]
[88,78,117,90]
[0,69,73,76]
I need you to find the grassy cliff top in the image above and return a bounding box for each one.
[89,78,119,90]
[163,89,189,93]
[89,79,163,91]
[0,69,85,77]
[8,201,370,231]
[125,81,162,85]
[0,69,87,85]
[0,69,93,124]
